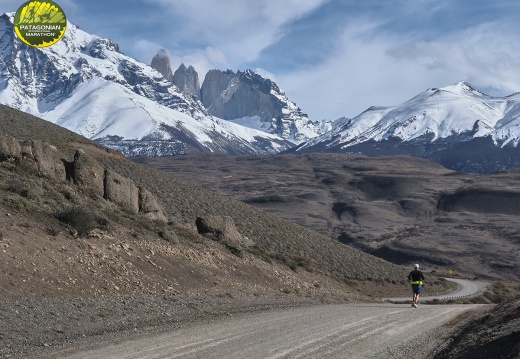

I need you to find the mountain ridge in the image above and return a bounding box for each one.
[2,10,520,172]
[0,13,291,156]
[199,68,325,144]
[293,81,520,173]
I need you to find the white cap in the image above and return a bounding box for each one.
[414,263,419,269]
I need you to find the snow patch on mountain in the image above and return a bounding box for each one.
[226,116,270,131]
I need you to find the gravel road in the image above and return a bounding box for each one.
[383,278,489,302]
[53,303,483,359]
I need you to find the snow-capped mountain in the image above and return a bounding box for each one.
[0,13,291,156]
[295,82,520,173]
[200,69,324,144]
[2,9,519,172]
[149,48,324,145]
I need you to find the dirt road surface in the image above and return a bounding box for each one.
[54,303,484,359]
[384,278,489,302]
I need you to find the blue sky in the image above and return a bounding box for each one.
[2,0,520,120]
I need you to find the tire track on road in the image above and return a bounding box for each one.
[57,304,484,359]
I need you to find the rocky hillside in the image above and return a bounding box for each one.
[0,103,412,297]
[135,152,520,282]
[0,103,420,356]
[434,295,520,358]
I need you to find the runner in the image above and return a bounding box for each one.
[408,263,424,308]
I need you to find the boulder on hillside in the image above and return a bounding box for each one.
[15,140,41,174]
[73,149,104,194]
[139,188,167,222]
[31,140,66,181]
[195,215,253,248]
[104,169,139,213]
[20,141,34,159]
[0,135,22,161]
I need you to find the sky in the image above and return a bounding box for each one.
[2,0,520,121]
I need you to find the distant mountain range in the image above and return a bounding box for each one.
[150,50,326,144]
[0,13,292,156]
[292,82,520,173]
[1,12,520,172]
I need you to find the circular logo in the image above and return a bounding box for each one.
[14,1,67,48]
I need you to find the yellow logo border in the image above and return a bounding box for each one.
[13,1,67,48]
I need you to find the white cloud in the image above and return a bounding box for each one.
[279,19,520,121]
[144,0,327,65]
[279,21,428,120]
[132,39,164,63]
[169,47,230,83]
[255,68,277,83]
[386,22,520,96]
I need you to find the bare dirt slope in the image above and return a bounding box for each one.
[433,295,520,359]
[134,153,520,281]
[1,104,413,302]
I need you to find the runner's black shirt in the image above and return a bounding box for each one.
[408,270,424,282]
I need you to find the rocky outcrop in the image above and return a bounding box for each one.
[151,48,173,82]
[20,141,34,159]
[0,135,166,221]
[201,69,279,119]
[200,69,320,144]
[73,148,105,194]
[77,152,167,221]
[195,215,253,248]
[172,63,201,98]
[31,141,66,181]
[139,188,168,222]
[0,136,64,180]
[104,169,140,213]
[200,70,239,114]
[151,51,201,98]
[88,38,121,59]
[0,135,22,161]
[72,150,166,221]
[102,171,168,221]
